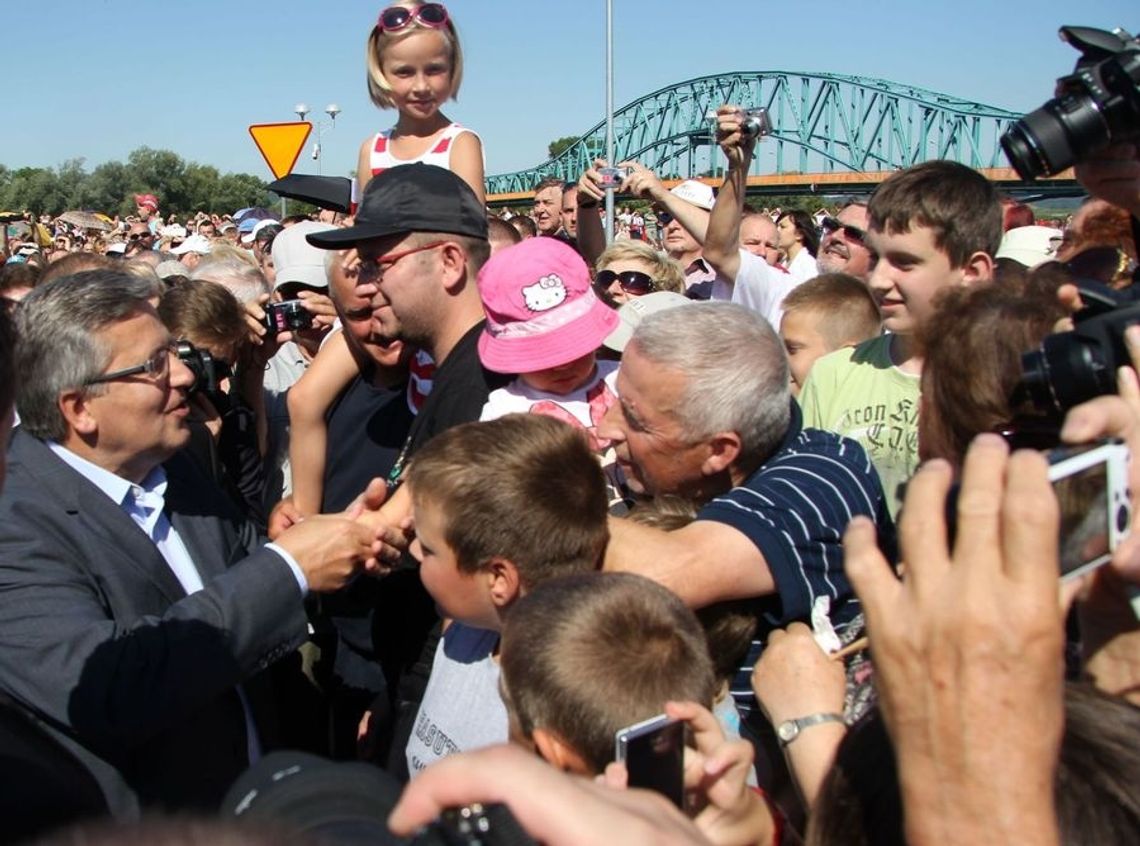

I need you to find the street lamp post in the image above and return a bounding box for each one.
[295,103,342,176]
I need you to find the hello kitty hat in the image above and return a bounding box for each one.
[477,237,620,374]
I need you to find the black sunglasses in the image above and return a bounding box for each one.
[597,269,656,295]
[820,216,870,246]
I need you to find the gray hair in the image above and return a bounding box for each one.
[628,303,790,459]
[16,270,158,441]
[191,256,269,305]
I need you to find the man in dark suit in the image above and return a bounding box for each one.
[0,270,385,817]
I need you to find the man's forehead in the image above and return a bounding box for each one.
[838,204,870,228]
[356,232,416,257]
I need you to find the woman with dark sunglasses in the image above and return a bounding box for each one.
[594,240,685,307]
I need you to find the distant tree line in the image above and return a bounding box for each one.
[0,148,277,217]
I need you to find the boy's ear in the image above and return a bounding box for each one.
[487,557,521,608]
[532,728,593,775]
[701,431,742,477]
[960,250,995,285]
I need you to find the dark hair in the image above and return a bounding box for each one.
[500,572,717,774]
[808,685,1140,846]
[407,415,608,588]
[0,305,16,420]
[509,215,537,239]
[868,160,1002,267]
[917,280,1065,466]
[776,209,820,257]
[0,262,41,298]
[157,279,246,359]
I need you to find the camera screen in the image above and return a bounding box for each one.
[1054,460,1110,577]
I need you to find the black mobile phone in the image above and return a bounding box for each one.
[614,714,684,808]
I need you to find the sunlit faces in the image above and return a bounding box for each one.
[779,309,832,395]
[598,257,658,307]
[866,223,965,336]
[410,495,498,629]
[740,215,780,267]
[818,204,876,279]
[380,29,454,121]
[597,344,710,498]
[82,310,195,483]
[560,189,578,239]
[661,209,706,260]
[533,186,563,236]
[776,215,801,251]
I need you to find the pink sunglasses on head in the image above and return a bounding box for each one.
[377,3,449,33]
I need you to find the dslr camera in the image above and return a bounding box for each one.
[1001,25,1140,180]
[1014,281,1140,418]
[176,341,232,411]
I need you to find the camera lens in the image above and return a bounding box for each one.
[1001,90,1110,179]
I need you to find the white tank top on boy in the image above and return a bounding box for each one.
[406,623,507,776]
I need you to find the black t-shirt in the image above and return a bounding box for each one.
[404,321,510,460]
[321,375,414,514]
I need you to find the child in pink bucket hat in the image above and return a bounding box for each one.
[477,237,627,506]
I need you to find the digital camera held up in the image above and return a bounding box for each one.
[740,107,772,141]
[1001,25,1140,180]
[261,299,314,338]
[176,340,232,411]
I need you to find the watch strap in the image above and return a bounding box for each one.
[777,711,845,747]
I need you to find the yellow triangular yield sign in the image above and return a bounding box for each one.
[249,122,313,179]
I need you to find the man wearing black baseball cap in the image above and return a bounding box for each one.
[307,163,506,778]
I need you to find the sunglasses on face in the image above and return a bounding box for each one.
[820,216,870,246]
[377,2,448,32]
[597,269,656,296]
[128,232,152,242]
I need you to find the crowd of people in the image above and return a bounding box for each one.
[1,2,1139,845]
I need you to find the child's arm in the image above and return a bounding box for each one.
[449,131,486,206]
[357,137,377,198]
[287,330,360,515]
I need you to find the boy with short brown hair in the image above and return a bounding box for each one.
[778,273,881,395]
[799,160,1000,517]
[403,414,608,776]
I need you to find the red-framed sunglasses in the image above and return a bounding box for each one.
[597,269,656,295]
[377,3,449,33]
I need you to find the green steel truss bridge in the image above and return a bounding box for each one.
[486,70,1029,197]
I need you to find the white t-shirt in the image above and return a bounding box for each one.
[406,624,506,776]
[725,250,799,330]
[785,248,820,285]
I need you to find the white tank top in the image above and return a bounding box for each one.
[367,123,479,177]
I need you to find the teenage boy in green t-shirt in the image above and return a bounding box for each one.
[799,160,1000,517]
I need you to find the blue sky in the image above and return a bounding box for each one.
[1,1,1135,183]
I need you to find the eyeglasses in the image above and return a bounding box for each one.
[360,240,448,277]
[597,269,657,296]
[820,216,870,247]
[377,3,449,32]
[85,343,176,386]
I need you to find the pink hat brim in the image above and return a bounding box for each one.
[478,297,620,374]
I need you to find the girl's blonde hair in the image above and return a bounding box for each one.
[366,1,464,110]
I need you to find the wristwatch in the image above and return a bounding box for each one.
[776,712,845,747]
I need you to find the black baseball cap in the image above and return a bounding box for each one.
[306,163,487,249]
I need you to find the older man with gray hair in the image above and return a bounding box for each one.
[0,270,385,815]
[599,302,894,729]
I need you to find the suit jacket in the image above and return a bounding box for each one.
[0,430,309,816]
